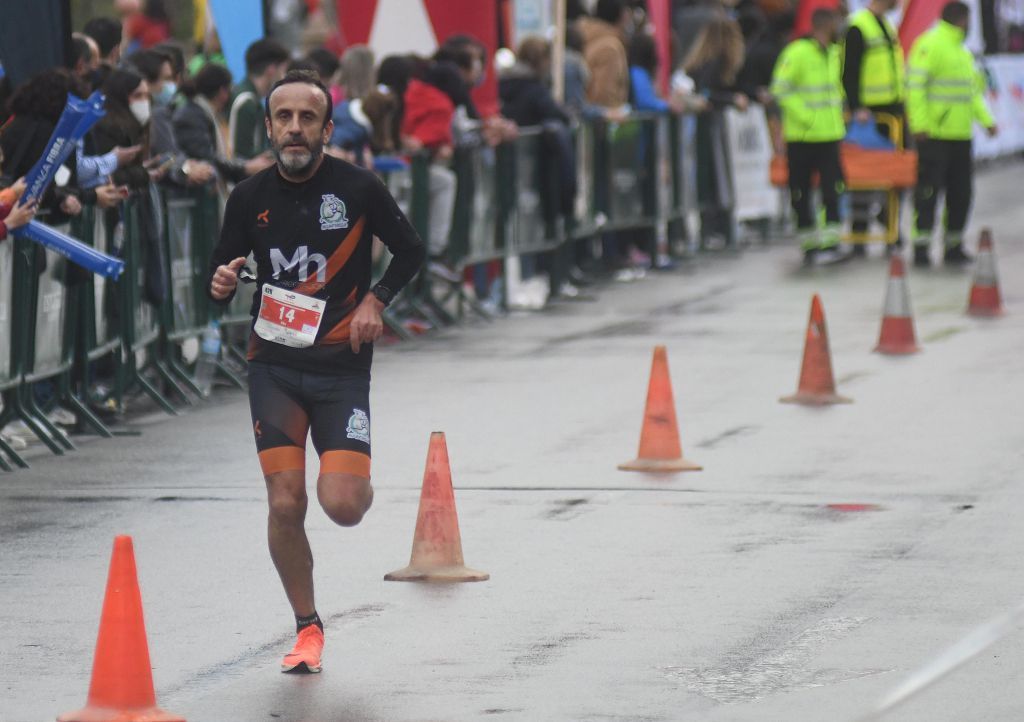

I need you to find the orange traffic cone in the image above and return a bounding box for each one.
[780,294,852,405]
[59,536,184,722]
[618,345,702,472]
[875,254,920,354]
[968,228,1003,317]
[384,432,489,582]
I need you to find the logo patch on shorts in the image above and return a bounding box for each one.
[319,193,349,230]
[346,408,370,444]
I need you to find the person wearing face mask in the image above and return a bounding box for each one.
[771,7,850,266]
[128,48,215,188]
[88,67,172,306]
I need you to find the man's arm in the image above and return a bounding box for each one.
[366,174,427,297]
[207,188,253,304]
[906,41,931,138]
[843,26,866,113]
[771,46,813,130]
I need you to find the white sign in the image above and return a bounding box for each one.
[725,105,778,221]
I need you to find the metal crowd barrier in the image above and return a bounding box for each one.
[0,108,755,470]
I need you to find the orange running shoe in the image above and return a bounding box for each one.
[281,624,324,673]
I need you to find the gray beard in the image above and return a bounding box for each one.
[274,141,323,177]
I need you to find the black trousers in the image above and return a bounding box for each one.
[913,138,973,241]
[787,141,844,231]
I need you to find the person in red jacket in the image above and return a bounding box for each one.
[400,63,457,260]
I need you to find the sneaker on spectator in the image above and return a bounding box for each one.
[47,407,77,427]
[1,430,28,451]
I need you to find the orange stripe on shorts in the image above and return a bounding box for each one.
[258,446,306,475]
[320,450,371,478]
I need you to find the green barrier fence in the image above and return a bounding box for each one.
[0,112,719,470]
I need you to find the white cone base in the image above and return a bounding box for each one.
[384,565,489,582]
[618,457,703,472]
[780,392,853,406]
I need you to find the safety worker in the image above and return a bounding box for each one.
[907,0,997,267]
[842,0,905,253]
[208,70,425,673]
[771,7,849,265]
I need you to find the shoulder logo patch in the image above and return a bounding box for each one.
[346,408,370,444]
[319,193,349,231]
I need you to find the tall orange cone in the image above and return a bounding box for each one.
[968,228,1003,317]
[618,345,701,472]
[875,254,920,354]
[59,536,184,722]
[780,294,852,405]
[385,432,489,582]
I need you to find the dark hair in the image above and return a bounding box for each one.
[83,17,122,58]
[8,69,86,123]
[941,1,970,24]
[628,32,659,75]
[566,24,585,53]
[307,48,340,81]
[567,0,588,21]
[433,45,476,73]
[426,61,467,105]
[245,39,289,77]
[377,54,416,96]
[811,7,838,30]
[595,0,627,24]
[101,67,144,110]
[152,42,186,77]
[128,49,171,84]
[286,58,319,75]
[69,34,93,70]
[265,69,333,129]
[180,62,233,100]
[441,34,486,57]
[143,0,170,22]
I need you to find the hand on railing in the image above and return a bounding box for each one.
[244,152,276,177]
[94,184,126,209]
[60,195,82,217]
[183,160,215,185]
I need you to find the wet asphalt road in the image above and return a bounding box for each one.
[3,163,1024,722]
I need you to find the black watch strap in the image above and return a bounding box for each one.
[370,284,394,307]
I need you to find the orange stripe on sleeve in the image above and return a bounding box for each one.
[320,450,371,478]
[258,446,306,475]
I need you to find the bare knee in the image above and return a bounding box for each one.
[317,473,373,527]
[266,472,308,527]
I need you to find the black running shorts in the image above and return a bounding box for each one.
[247,361,371,478]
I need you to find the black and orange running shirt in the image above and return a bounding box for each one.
[208,155,424,375]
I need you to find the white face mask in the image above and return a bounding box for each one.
[129,99,151,125]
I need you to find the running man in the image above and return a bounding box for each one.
[208,70,424,673]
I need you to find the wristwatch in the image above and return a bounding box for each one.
[370,284,394,307]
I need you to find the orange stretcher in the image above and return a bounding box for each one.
[770,113,918,244]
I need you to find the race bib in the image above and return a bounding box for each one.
[254,285,324,348]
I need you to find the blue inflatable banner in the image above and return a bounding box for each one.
[20,92,105,204]
[13,221,124,280]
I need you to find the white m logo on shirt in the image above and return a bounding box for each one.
[270,246,327,283]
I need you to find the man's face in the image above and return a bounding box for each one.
[149,60,174,99]
[266,82,333,177]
